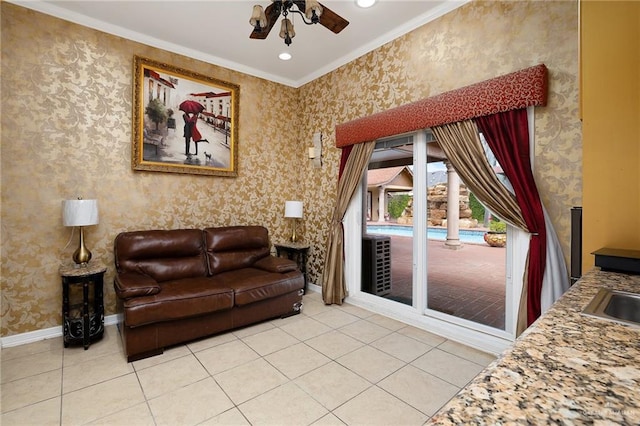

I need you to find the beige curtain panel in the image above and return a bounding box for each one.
[431,121,527,231]
[322,141,375,305]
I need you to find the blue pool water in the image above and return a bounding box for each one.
[367,225,487,245]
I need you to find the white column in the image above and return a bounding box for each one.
[445,161,462,249]
[378,186,386,222]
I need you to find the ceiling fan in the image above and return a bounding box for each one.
[249,0,350,46]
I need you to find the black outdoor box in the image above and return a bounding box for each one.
[362,234,392,296]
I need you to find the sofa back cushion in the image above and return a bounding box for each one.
[114,229,208,283]
[204,226,270,275]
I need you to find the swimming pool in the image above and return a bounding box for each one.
[367,225,487,245]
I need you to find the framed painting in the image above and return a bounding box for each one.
[132,56,239,176]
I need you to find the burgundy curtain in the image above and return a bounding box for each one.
[475,108,547,326]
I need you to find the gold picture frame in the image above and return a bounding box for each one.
[132,56,239,176]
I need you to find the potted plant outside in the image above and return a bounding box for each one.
[484,220,507,247]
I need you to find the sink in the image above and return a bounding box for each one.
[582,288,640,328]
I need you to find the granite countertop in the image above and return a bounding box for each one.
[428,268,640,424]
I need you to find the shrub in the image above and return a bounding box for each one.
[469,192,485,222]
[489,220,507,233]
[388,194,411,219]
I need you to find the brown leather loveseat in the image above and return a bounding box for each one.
[114,226,304,361]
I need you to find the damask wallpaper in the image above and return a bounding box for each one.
[0,0,579,337]
[299,0,580,301]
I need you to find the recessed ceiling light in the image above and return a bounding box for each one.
[279,52,292,61]
[356,0,376,8]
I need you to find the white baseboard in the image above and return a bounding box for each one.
[307,282,321,294]
[0,314,122,348]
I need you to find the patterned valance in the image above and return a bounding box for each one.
[335,64,548,148]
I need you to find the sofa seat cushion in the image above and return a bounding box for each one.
[213,268,303,306]
[123,277,233,327]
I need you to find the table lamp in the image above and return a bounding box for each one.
[62,198,99,265]
[284,200,303,242]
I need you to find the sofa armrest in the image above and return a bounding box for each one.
[114,271,161,299]
[254,256,298,273]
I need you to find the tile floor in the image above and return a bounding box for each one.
[0,292,496,426]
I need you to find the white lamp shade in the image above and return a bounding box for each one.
[62,199,99,227]
[284,201,303,219]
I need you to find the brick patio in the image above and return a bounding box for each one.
[380,235,506,330]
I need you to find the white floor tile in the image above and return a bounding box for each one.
[333,386,428,425]
[61,373,145,425]
[338,319,392,344]
[295,362,371,410]
[196,339,260,375]
[305,330,364,359]
[148,377,234,426]
[365,314,407,331]
[62,351,133,394]
[397,325,447,347]
[199,407,250,425]
[378,365,460,416]
[265,342,331,379]
[412,348,486,387]
[241,327,299,356]
[337,345,405,383]
[277,316,332,341]
[437,339,496,366]
[1,369,61,413]
[238,382,328,425]
[371,331,432,363]
[214,358,288,404]
[1,350,62,384]
[88,402,155,425]
[136,354,208,399]
[311,412,347,425]
[312,310,360,329]
[1,396,61,426]
[1,338,62,362]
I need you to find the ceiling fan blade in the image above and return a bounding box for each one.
[250,3,279,40]
[318,2,349,34]
[291,0,349,34]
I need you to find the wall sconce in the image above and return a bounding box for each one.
[309,132,322,168]
[62,198,99,265]
[284,200,303,242]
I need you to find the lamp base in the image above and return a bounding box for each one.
[73,227,92,265]
[290,219,300,242]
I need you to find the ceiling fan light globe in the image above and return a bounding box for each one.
[250,5,267,29]
[279,18,295,39]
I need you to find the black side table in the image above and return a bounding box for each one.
[59,263,106,350]
[274,242,310,294]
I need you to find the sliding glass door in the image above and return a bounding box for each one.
[346,129,518,352]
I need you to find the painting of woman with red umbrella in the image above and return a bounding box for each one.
[179,100,209,156]
[132,56,239,176]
